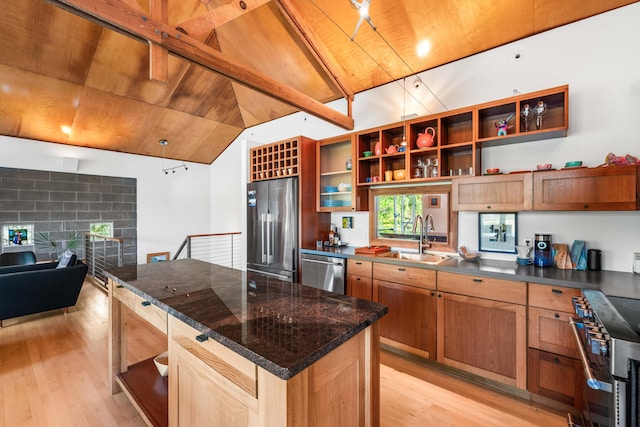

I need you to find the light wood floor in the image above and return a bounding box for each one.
[0,282,567,426]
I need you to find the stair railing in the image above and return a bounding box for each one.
[83,232,123,289]
[173,232,242,269]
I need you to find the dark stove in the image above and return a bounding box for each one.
[573,289,640,426]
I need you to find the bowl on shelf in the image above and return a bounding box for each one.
[536,163,552,170]
[324,186,338,193]
[565,160,583,168]
[486,168,500,174]
[393,169,406,180]
[153,351,169,377]
[363,151,373,157]
[337,183,352,192]
[457,246,482,261]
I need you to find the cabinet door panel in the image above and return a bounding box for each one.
[347,275,372,300]
[528,283,581,312]
[437,292,526,389]
[375,280,436,359]
[528,348,583,407]
[437,271,526,304]
[528,307,579,359]
[453,173,533,211]
[373,262,436,290]
[347,259,372,278]
[533,165,639,210]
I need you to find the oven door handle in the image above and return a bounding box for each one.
[569,318,613,393]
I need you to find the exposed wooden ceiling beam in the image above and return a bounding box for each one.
[47,0,354,130]
[274,0,355,103]
[177,0,270,39]
[149,0,168,82]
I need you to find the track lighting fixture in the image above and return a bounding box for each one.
[160,139,188,175]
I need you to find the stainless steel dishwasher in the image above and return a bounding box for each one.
[300,253,345,294]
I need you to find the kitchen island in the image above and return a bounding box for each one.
[105,258,387,427]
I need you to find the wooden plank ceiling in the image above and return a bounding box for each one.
[0,0,636,164]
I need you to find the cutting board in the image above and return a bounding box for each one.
[354,245,391,255]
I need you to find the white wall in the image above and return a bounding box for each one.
[0,136,211,262]
[214,3,640,272]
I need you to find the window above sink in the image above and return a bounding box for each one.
[369,183,458,253]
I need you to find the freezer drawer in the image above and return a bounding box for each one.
[300,254,345,294]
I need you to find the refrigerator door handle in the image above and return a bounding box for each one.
[260,213,266,263]
[266,213,272,264]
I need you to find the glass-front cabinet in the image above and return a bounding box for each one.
[317,135,368,212]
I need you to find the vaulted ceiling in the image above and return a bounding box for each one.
[0,0,636,164]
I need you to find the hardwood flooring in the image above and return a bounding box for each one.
[0,282,566,426]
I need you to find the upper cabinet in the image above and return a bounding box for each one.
[453,165,639,212]
[250,137,301,181]
[477,86,568,146]
[533,165,639,210]
[453,173,533,211]
[317,135,368,212]
[356,85,568,186]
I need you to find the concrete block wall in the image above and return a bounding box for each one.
[0,167,137,264]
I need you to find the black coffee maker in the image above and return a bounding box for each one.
[534,234,552,267]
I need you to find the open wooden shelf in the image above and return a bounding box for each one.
[117,358,168,427]
[354,85,568,186]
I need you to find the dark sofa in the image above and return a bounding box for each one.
[0,260,88,326]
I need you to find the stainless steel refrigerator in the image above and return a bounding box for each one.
[247,177,298,281]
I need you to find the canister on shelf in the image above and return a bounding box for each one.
[534,234,552,267]
[587,249,601,271]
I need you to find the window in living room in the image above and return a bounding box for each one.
[90,222,113,238]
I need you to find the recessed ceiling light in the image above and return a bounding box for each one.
[61,125,71,135]
[417,40,431,58]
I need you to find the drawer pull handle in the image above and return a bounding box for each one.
[473,278,482,283]
[551,289,563,294]
[553,357,560,364]
[141,301,151,307]
[196,334,209,342]
[116,285,124,288]
[356,262,362,265]
[356,277,361,281]
[398,268,405,272]
[555,313,560,319]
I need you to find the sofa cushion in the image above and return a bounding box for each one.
[0,251,36,266]
[56,250,76,269]
[0,262,57,275]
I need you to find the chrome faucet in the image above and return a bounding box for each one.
[413,214,435,253]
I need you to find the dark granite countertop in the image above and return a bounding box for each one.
[301,247,640,300]
[105,258,387,380]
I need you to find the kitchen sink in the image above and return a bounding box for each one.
[379,251,452,265]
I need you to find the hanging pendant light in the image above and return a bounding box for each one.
[400,78,407,147]
[160,139,188,175]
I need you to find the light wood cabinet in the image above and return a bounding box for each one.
[169,317,258,426]
[528,348,583,407]
[317,134,368,211]
[436,291,527,389]
[528,283,584,407]
[452,172,533,211]
[436,272,527,389]
[346,259,373,300]
[533,164,639,210]
[437,271,526,305]
[371,261,437,359]
[373,279,437,360]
